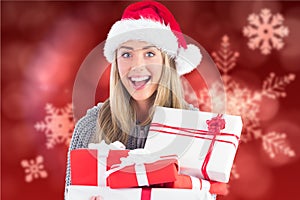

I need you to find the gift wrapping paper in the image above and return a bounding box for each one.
[106,154,178,188]
[67,186,215,200]
[70,148,129,186]
[144,106,243,183]
[71,144,179,188]
[163,174,228,195]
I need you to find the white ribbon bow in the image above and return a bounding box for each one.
[88,140,126,151]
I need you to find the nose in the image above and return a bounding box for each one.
[131,52,145,71]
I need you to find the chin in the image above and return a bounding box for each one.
[130,91,156,102]
[131,94,152,102]
[127,85,157,102]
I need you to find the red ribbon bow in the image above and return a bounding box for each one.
[206,114,226,134]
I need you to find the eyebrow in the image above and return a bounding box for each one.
[118,45,157,50]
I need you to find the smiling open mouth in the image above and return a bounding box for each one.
[129,75,151,89]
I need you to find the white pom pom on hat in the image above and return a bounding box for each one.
[103,1,202,76]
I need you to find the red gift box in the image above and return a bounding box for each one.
[163,174,228,195]
[107,154,178,188]
[70,148,129,186]
[71,147,179,189]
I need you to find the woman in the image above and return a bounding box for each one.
[98,39,190,148]
[65,1,216,199]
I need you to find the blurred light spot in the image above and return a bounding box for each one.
[24,43,71,88]
[232,145,273,199]
[2,41,33,82]
[2,86,27,120]
[258,97,280,121]
[1,174,19,200]
[279,17,300,71]
[2,83,46,120]
[10,123,37,157]
[252,0,282,13]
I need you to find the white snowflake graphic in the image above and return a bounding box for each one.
[20,155,48,182]
[262,131,295,158]
[184,35,295,157]
[35,103,74,149]
[243,8,289,55]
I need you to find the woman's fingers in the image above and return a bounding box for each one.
[96,196,102,200]
[90,195,102,200]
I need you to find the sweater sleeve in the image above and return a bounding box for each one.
[64,103,103,199]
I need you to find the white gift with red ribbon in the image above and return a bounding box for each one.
[67,186,215,200]
[144,106,243,183]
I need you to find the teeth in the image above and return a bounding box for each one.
[130,76,150,82]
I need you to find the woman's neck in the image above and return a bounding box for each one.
[133,99,152,123]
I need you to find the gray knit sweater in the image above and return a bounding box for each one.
[64,103,216,199]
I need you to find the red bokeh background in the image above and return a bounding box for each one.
[2,1,300,200]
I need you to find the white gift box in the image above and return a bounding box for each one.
[67,186,214,200]
[144,106,243,183]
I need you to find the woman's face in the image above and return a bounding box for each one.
[117,40,163,101]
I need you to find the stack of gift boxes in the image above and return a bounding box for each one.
[67,106,243,200]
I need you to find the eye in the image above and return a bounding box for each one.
[121,52,131,58]
[146,52,155,57]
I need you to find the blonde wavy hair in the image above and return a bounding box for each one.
[96,51,188,145]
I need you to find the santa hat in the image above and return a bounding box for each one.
[103,1,202,75]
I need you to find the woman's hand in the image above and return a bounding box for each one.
[90,196,102,200]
